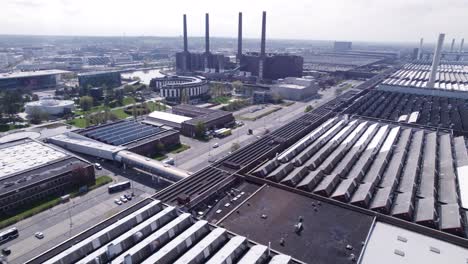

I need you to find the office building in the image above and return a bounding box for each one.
[78,71,122,88]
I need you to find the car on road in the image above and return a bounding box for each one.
[2,248,11,256]
[94,163,102,170]
[212,143,219,148]
[124,194,133,200]
[114,199,122,205]
[120,196,128,203]
[34,232,44,239]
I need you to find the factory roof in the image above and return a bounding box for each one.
[148,111,192,124]
[79,120,176,146]
[29,198,295,264]
[0,139,67,179]
[49,133,125,153]
[251,116,468,238]
[344,89,468,136]
[360,222,468,264]
[0,69,70,79]
[220,185,374,264]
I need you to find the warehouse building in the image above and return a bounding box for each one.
[78,70,122,88]
[145,111,192,129]
[0,138,95,214]
[251,116,468,237]
[27,199,294,264]
[0,69,70,90]
[270,77,319,101]
[173,104,235,137]
[78,120,180,157]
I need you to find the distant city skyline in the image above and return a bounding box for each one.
[1,0,468,43]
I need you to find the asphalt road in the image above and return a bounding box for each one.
[172,84,347,172]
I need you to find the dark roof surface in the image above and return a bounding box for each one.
[250,116,468,238]
[220,186,374,264]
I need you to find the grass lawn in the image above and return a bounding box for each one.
[168,144,190,154]
[67,118,87,128]
[0,175,113,229]
[111,108,130,119]
[152,153,168,161]
[210,96,231,104]
[123,97,136,106]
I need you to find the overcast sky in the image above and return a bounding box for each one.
[1,0,467,43]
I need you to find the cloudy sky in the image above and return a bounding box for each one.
[1,0,467,42]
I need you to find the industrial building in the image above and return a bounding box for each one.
[380,61,468,95]
[344,89,468,136]
[251,116,468,237]
[175,12,303,81]
[333,41,353,51]
[77,120,180,157]
[270,77,319,101]
[25,98,75,116]
[146,105,234,137]
[173,104,235,137]
[27,199,294,264]
[175,14,231,74]
[78,70,122,88]
[151,75,209,104]
[0,138,95,214]
[48,132,189,182]
[0,69,70,90]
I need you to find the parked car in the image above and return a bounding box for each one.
[120,196,128,203]
[114,199,122,205]
[212,143,219,148]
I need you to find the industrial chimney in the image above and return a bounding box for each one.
[427,33,445,89]
[260,11,266,57]
[418,38,423,60]
[450,38,455,52]
[460,38,465,53]
[237,12,243,62]
[205,13,210,54]
[205,13,210,71]
[183,14,188,52]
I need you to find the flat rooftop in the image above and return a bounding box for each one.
[77,70,122,76]
[79,120,177,146]
[0,70,70,79]
[220,186,374,264]
[0,139,67,179]
[148,111,192,124]
[361,222,468,264]
[251,116,468,238]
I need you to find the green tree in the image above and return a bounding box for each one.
[79,96,94,111]
[0,91,22,123]
[232,81,244,95]
[304,105,313,113]
[194,121,206,138]
[115,89,124,105]
[231,142,240,152]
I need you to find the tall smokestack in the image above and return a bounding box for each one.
[183,14,188,52]
[460,38,465,53]
[205,13,210,54]
[260,11,266,57]
[417,38,423,60]
[451,38,455,52]
[237,12,242,61]
[427,33,445,89]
